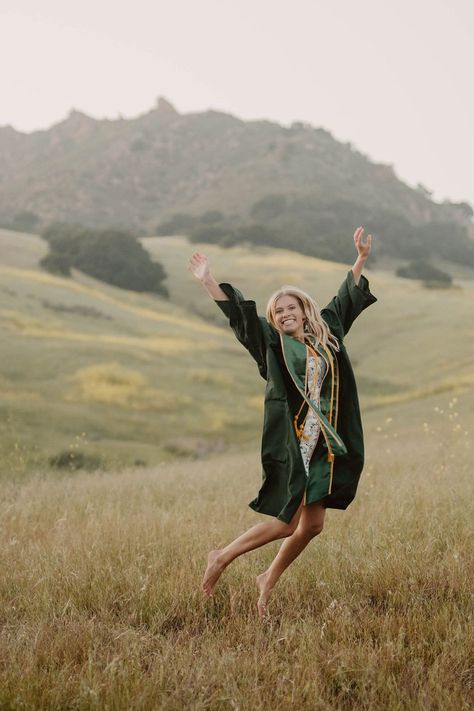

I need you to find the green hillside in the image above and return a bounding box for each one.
[1,99,473,269]
[151,235,474,402]
[1,229,473,475]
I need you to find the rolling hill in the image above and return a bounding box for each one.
[1,228,473,474]
[1,99,472,269]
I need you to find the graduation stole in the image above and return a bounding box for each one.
[279,333,347,461]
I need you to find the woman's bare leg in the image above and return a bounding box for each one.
[202,500,304,596]
[256,502,326,618]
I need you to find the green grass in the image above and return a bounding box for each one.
[1,229,473,472]
[150,235,474,383]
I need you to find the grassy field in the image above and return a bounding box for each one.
[1,228,473,472]
[0,422,472,709]
[0,230,257,469]
[1,229,473,708]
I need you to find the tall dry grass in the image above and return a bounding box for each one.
[0,429,473,710]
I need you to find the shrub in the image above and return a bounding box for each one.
[10,210,41,232]
[198,210,225,225]
[39,251,72,276]
[41,224,168,296]
[189,224,231,244]
[155,213,196,235]
[250,194,288,220]
[396,261,452,285]
[49,450,102,471]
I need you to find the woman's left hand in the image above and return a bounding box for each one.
[353,226,372,260]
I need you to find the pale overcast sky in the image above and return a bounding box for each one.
[1,0,473,208]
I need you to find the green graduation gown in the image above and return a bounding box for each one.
[215,269,377,523]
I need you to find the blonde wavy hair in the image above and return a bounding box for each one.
[266,285,340,352]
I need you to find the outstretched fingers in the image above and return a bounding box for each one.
[353,226,364,243]
[188,251,204,266]
[188,252,210,278]
[353,226,373,256]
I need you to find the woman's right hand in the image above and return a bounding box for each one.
[188,252,211,281]
[188,252,230,301]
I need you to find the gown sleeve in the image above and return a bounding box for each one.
[214,283,277,380]
[321,269,377,340]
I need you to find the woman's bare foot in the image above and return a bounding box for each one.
[256,571,273,619]
[202,549,226,596]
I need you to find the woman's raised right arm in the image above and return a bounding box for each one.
[187,252,229,300]
[187,251,272,379]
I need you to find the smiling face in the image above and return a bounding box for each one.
[274,294,306,339]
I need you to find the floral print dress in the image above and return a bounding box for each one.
[299,350,327,477]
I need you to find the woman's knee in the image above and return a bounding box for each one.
[299,502,326,538]
[307,521,324,536]
[301,518,325,538]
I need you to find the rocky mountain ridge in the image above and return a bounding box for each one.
[1,97,472,255]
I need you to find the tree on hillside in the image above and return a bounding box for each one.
[188,224,231,244]
[396,261,452,286]
[0,210,41,232]
[40,224,168,296]
[11,210,41,232]
[155,213,197,235]
[250,194,288,220]
[198,210,226,225]
[40,251,72,276]
[155,209,227,236]
[412,222,474,267]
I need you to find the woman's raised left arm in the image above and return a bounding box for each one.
[321,226,377,338]
[351,226,373,285]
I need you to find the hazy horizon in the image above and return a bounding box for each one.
[2,0,473,208]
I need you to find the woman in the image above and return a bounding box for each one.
[188,227,376,618]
